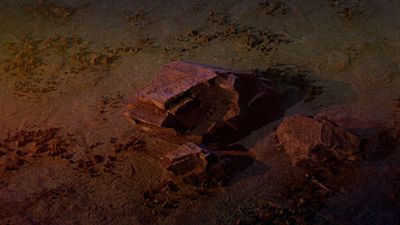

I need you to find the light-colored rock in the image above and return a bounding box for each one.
[164,142,207,176]
[164,142,204,163]
[276,115,362,166]
[125,61,283,144]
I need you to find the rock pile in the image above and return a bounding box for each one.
[125,61,284,145]
[124,62,369,185]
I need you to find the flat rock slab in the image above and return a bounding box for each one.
[125,61,284,145]
[276,115,362,166]
[164,142,204,163]
[163,142,255,186]
[164,142,207,177]
[135,61,221,110]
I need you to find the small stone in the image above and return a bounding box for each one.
[164,142,207,176]
[164,142,203,163]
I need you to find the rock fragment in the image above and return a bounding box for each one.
[163,142,207,177]
[163,142,255,186]
[276,115,362,166]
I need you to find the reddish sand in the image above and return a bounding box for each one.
[0,1,399,225]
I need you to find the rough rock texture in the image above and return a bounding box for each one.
[125,61,284,145]
[163,142,254,186]
[163,142,207,177]
[276,115,362,166]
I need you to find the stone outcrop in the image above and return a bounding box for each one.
[276,115,362,166]
[125,61,284,145]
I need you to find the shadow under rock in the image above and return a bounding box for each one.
[199,65,359,185]
[238,64,359,150]
[203,143,269,187]
[319,164,400,225]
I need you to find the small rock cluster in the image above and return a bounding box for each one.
[0,128,69,175]
[124,62,366,186]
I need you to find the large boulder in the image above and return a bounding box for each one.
[125,61,284,145]
[276,115,362,166]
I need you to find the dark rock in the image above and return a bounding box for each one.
[163,142,255,186]
[164,142,207,176]
[125,61,283,145]
[276,115,362,166]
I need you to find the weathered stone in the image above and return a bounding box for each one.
[125,61,284,145]
[135,61,220,110]
[164,142,207,176]
[162,142,257,186]
[164,142,204,163]
[276,115,362,166]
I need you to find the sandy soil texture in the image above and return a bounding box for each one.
[0,0,400,225]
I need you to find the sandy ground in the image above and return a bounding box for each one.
[0,0,400,224]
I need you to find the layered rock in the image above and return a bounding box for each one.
[276,115,362,166]
[163,142,207,176]
[125,61,283,145]
[162,142,254,186]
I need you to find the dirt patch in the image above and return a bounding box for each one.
[22,0,75,22]
[0,128,70,174]
[328,0,365,20]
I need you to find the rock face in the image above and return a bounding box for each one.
[125,61,284,145]
[276,115,362,166]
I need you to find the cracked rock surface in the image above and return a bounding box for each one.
[276,115,363,166]
[125,61,284,145]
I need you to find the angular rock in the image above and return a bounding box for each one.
[125,61,284,145]
[276,115,362,166]
[162,142,257,186]
[135,61,220,110]
[164,142,204,163]
[163,142,207,176]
